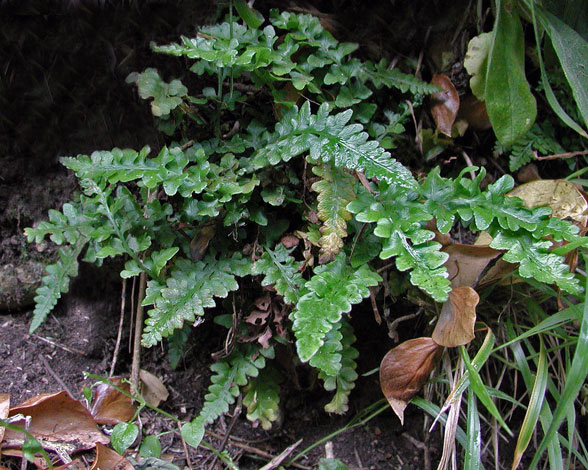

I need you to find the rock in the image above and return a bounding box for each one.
[0,261,45,311]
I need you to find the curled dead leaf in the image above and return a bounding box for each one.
[432,286,479,347]
[443,243,502,288]
[380,338,442,424]
[430,74,460,137]
[90,379,136,426]
[4,391,109,452]
[90,443,133,470]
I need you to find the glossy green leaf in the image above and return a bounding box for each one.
[111,422,139,455]
[234,0,264,29]
[140,435,162,458]
[485,1,536,145]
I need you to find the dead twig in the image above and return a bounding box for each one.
[535,149,588,161]
[39,354,74,398]
[206,395,243,470]
[30,333,88,357]
[178,421,193,470]
[130,270,146,393]
[259,439,303,470]
[109,277,127,378]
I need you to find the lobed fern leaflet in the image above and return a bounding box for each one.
[30,238,87,333]
[291,254,381,364]
[251,244,305,305]
[319,319,359,414]
[251,101,418,190]
[312,164,356,263]
[243,366,282,430]
[142,253,251,347]
[181,345,272,448]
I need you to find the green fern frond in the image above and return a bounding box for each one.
[142,253,250,347]
[30,238,87,333]
[243,366,281,430]
[251,102,418,190]
[319,319,359,414]
[25,202,91,246]
[348,184,451,301]
[181,345,272,448]
[311,164,356,262]
[363,60,442,95]
[291,255,380,363]
[251,245,305,305]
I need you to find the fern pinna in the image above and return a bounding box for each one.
[24,6,585,448]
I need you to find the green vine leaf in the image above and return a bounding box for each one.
[142,253,250,347]
[312,164,356,263]
[319,319,359,414]
[181,345,272,448]
[126,68,188,117]
[291,255,380,363]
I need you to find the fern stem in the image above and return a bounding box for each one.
[130,270,146,391]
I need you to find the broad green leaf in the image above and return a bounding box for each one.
[464,33,492,100]
[485,1,537,145]
[234,0,264,29]
[140,435,162,458]
[111,422,139,455]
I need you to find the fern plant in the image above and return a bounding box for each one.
[24,5,585,453]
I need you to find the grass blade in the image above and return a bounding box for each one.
[511,336,547,469]
[464,387,482,470]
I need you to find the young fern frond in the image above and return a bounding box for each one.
[311,164,356,263]
[319,319,359,414]
[243,366,282,430]
[251,245,304,305]
[291,254,381,366]
[29,239,87,333]
[181,345,273,448]
[142,254,251,347]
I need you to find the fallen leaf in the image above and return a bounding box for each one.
[245,310,272,326]
[281,235,300,249]
[0,393,9,458]
[4,391,109,452]
[140,370,169,408]
[457,94,491,130]
[190,224,216,262]
[254,294,272,312]
[432,287,479,347]
[443,243,502,288]
[508,179,588,227]
[90,443,133,470]
[257,326,273,349]
[430,74,460,136]
[517,163,541,183]
[90,379,136,426]
[380,338,442,424]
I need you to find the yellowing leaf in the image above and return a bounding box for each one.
[464,32,492,100]
[432,286,479,347]
[380,337,442,424]
[430,74,460,136]
[508,179,588,227]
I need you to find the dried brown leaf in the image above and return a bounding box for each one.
[140,370,169,408]
[430,74,460,136]
[90,443,133,470]
[90,379,136,426]
[443,243,502,288]
[280,234,300,249]
[190,224,216,262]
[457,94,491,130]
[432,286,479,347]
[380,338,442,424]
[4,391,109,451]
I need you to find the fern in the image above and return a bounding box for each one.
[243,366,281,430]
[291,254,381,365]
[348,183,451,301]
[312,164,356,263]
[251,244,305,305]
[181,345,272,448]
[142,253,251,347]
[319,319,359,414]
[30,238,87,333]
[250,101,418,190]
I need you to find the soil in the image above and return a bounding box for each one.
[0,1,480,469]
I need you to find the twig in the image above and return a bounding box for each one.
[205,431,312,470]
[130,271,146,392]
[177,421,193,470]
[259,439,303,470]
[206,395,242,470]
[535,149,588,160]
[402,433,426,450]
[39,354,74,398]
[30,334,88,357]
[109,278,127,378]
[179,140,195,151]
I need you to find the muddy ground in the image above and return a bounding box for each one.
[0,1,452,468]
